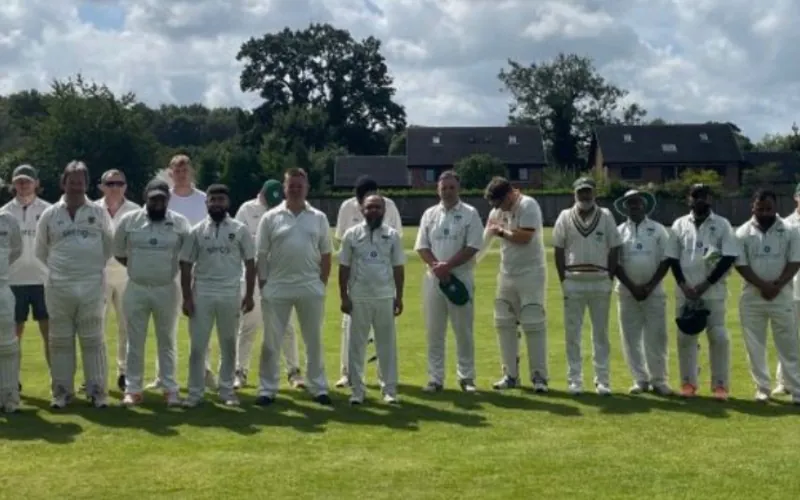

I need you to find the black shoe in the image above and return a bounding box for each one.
[492,376,518,390]
[459,378,477,393]
[117,374,127,392]
[313,394,333,406]
[254,395,275,406]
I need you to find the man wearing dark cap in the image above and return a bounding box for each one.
[665,183,738,401]
[112,179,192,407]
[233,181,305,390]
[333,175,403,388]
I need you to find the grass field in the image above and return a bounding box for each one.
[2,227,800,499]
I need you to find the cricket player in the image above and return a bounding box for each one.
[113,179,191,407]
[414,170,484,393]
[35,161,113,409]
[254,168,332,406]
[612,189,672,396]
[773,183,800,396]
[0,210,23,412]
[334,175,403,388]
[734,188,800,404]
[180,184,256,407]
[483,177,548,392]
[234,180,304,390]
[666,183,738,400]
[1,164,51,391]
[147,154,216,390]
[552,177,622,396]
[339,194,405,404]
[96,169,140,392]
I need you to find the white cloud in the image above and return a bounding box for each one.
[0,0,798,140]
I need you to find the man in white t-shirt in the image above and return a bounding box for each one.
[612,189,672,396]
[1,165,51,392]
[234,180,304,390]
[734,189,800,404]
[180,184,256,407]
[552,177,622,396]
[483,177,548,392]
[666,183,738,401]
[35,161,113,409]
[339,194,405,405]
[0,210,23,413]
[333,176,403,388]
[95,169,140,392]
[414,171,484,393]
[254,168,332,407]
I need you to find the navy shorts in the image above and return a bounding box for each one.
[11,285,49,323]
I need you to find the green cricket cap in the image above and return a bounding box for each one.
[261,179,283,207]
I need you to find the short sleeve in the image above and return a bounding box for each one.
[179,228,199,263]
[413,210,431,251]
[338,231,353,266]
[239,225,256,261]
[656,224,670,262]
[334,200,350,240]
[385,199,404,236]
[318,213,333,254]
[465,209,484,250]
[391,232,406,266]
[234,203,248,224]
[734,227,749,267]
[664,222,681,259]
[112,214,129,258]
[34,208,51,264]
[789,227,800,263]
[552,212,567,248]
[720,220,740,257]
[606,212,622,249]
[517,199,542,229]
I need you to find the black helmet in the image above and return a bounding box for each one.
[676,300,710,336]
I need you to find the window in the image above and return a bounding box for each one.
[699,133,709,142]
[518,168,529,181]
[623,134,633,143]
[431,135,441,145]
[425,169,436,182]
[620,166,642,180]
[468,136,476,144]
[508,135,517,145]
[661,143,677,152]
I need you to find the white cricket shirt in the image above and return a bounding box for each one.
[489,195,546,276]
[616,217,670,296]
[113,208,191,286]
[169,188,207,226]
[339,223,405,300]
[235,198,267,238]
[782,210,800,300]
[34,199,113,285]
[334,196,403,240]
[96,197,140,273]
[0,197,50,285]
[0,213,23,284]
[180,216,255,296]
[256,202,332,299]
[552,206,622,281]
[413,201,484,280]
[735,216,800,302]
[665,211,739,300]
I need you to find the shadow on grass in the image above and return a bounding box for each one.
[0,406,83,444]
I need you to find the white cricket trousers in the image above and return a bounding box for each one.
[423,273,475,385]
[676,297,729,390]
[494,272,548,381]
[774,300,800,388]
[0,285,20,407]
[258,294,329,397]
[617,292,668,386]
[349,298,397,399]
[189,292,241,400]
[123,281,180,395]
[562,277,612,386]
[237,284,300,375]
[740,295,800,397]
[105,266,128,376]
[45,280,107,398]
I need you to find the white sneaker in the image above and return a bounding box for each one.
[233,370,247,390]
[532,380,549,393]
[145,379,163,390]
[222,395,240,407]
[349,395,363,405]
[772,385,790,397]
[596,383,612,396]
[204,370,218,390]
[50,393,71,409]
[628,382,648,395]
[335,376,349,388]
[567,382,583,395]
[165,392,181,407]
[652,383,673,396]
[122,393,143,407]
[755,390,770,403]
[382,393,399,405]
[182,397,203,408]
[91,393,109,408]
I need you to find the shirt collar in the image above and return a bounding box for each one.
[750,216,785,234]
[688,210,716,224]
[276,201,311,213]
[438,200,463,212]
[625,216,651,228]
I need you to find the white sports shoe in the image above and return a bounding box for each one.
[233,370,247,390]
[755,390,770,403]
[182,397,203,408]
[382,393,399,405]
[772,385,790,397]
[145,379,163,390]
[122,393,143,407]
[91,393,109,409]
[165,392,181,407]
[222,395,240,407]
[335,375,349,388]
[532,380,549,393]
[567,382,583,395]
[50,393,71,409]
[628,382,648,395]
[349,395,363,405]
[595,383,612,396]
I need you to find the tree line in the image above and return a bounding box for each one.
[1,23,798,211]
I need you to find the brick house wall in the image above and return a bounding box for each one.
[410,165,544,188]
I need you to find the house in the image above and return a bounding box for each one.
[333,156,410,189]
[587,123,745,189]
[743,151,800,185]
[405,126,548,188]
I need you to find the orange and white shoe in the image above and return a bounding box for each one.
[122,393,143,407]
[680,383,697,398]
[712,385,728,401]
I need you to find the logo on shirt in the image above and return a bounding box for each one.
[709,226,716,232]
[443,228,450,236]
[35,215,40,221]
[454,214,462,221]
[696,241,703,249]
[370,250,378,258]
[165,221,173,227]
[764,246,771,253]
[149,238,158,245]
[62,228,90,238]
[228,233,235,241]
[381,234,390,240]
[88,216,96,224]
[206,246,231,255]
[635,243,643,250]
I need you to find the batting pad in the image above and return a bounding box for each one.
[79,332,108,396]
[0,339,20,405]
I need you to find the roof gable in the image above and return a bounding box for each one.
[593,123,744,164]
[406,126,547,167]
[333,156,410,188]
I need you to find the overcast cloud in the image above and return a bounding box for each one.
[1,0,797,140]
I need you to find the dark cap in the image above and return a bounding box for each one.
[145,179,170,199]
[261,179,283,207]
[12,164,38,182]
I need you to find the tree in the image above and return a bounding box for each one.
[387,130,406,155]
[237,23,406,155]
[498,53,647,169]
[454,154,507,190]
[662,169,723,198]
[220,144,262,212]
[741,162,784,195]
[756,123,800,152]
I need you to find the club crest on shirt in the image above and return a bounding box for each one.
[646,227,655,234]
[443,228,450,236]
[381,234,390,240]
[165,221,173,227]
[35,215,40,221]
[709,226,716,232]
[149,238,157,245]
[88,216,95,224]
[764,246,771,253]
[696,241,703,248]
[454,214,462,221]
[635,243,643,250]
[228,233,235,241]
[370,250,378,258]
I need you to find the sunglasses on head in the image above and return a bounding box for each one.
[104,181,125,187]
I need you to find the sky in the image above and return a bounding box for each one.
[1,0,798,142]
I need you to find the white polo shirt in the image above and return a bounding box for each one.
[180,216,255,296]
[96,197,140,273]
[0,197,50,285]
[552,206,622,281]
[782,210,800,300]
[34,199,113,285]
[616,217,670,296]
[169,188,207,226]
[414,200,484,280]
[256,202,332,299]
[339,223,405,300]
[334,196,403,240]
[665,211,738,300]
[235,198,267,238]
[113,209,191,286]
[0,213,23,284]
[735,217,800,302]
[489,194,546,276]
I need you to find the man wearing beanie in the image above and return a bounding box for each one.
[233,180,305,390]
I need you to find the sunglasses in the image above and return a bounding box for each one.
[104,181,125,187]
